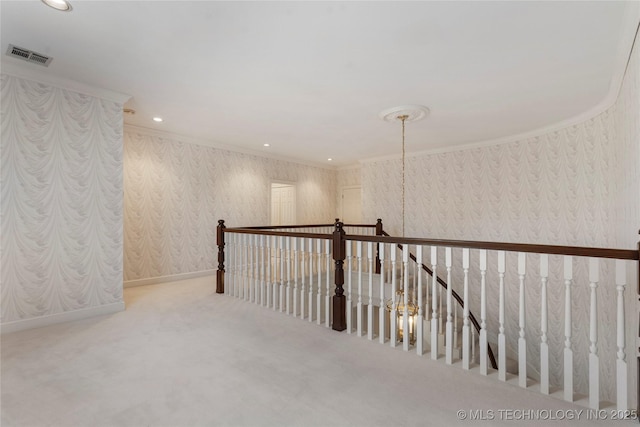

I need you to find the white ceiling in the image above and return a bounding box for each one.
[1,1,637,167]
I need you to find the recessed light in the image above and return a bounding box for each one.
[263,143,270,147]
[328,158,333,161]
[41,0,72,12]
[152,117,163,123]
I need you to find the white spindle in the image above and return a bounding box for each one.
[241,234,247,300]
[367,242,374,341]
[518,252,526,388]
[308,238,314,322]
[498,250,506,381]
[379,243,386,344]
[445,247,453,365]
[299,238,306,319]
[285,237,291,314]
[479,249,488,375]
[416,245,424,356]
[273,236,279,310]
[325,240,331,328]
[462,248,471,369]
[316,239,322,325]
[248,234,253,302]
[563,255,573,402]
[390,246,398,348]
[227,233,234,296]
[357,241,364,337]
[402,245,410,351]
[252,235,258,302]
[293,237,298,317]
[279,236,285,312]
[431,246,439,360]
[347,242,353,334]
[260,235,265,306]
[588,258,599,410]
[267,236,272,307]
[615,260,627,411]
[540,254,549,394]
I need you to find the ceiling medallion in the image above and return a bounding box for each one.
[379,105,430,123]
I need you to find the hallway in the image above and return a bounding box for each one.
[1,276,624,426]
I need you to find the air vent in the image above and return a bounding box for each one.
[6,45,52,67]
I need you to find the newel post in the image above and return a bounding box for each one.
[332,221,347,331]
[216,220,226,294]
[375,218,383,274]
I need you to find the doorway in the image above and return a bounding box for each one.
[341,186,362,223]
[271,182,296,226]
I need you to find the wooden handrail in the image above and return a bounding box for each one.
[346,234,639,261]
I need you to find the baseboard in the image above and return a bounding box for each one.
[123,269,215,288]
[1,301,125,334]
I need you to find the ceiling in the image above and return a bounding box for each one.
[1,1,637,167]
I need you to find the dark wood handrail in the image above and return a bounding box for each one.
[346,234,639,261]
[381,231,497,369]
[224,228,332,240]
[227,222,376,231]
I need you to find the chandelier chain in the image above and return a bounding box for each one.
[400,115,408,238]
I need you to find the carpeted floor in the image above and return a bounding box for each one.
[1,276,627,426]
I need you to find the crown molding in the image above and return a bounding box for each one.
[362,4,640,165]
[0,60,131,104]
[124,124,337,171]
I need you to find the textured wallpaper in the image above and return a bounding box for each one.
[361,43,639,404]
[1,74,124,324]
[123,129,336,282]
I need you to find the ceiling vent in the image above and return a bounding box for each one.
[6,44,52,67]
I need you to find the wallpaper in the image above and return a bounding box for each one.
[123,129,336,282]
[1,74,124,324]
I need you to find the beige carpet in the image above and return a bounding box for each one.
[1,276,626,426]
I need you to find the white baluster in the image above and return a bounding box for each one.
[279,236,285,312]
[390,246,398,348]
[462,248,471,369]
[308,238,314,322]
[615,260,627,412]
[293,237,298,317]
[285,236,291,314]
[402,245,410,352]
[347,242,353,334]
[299,238,305,319]
[316,239,322,325]
[540,254,549,394]
[588,258,599,410]
[498,251,506,381]
[325,240,331,328]
[379,243,386,344]
[227,233,234,296]
[479,249,488,375]
[241,234,247,300]
[260,235,265,306]
[518,252,527,388]
[357,241,364,337]
[250,234,255,303]
[563,255,573,402]
[416,245,424,356]
[445,247,453,365]
[273,236,279,311]
[266,236,272,307]
[367,242,374,341]
[431,247,439,360]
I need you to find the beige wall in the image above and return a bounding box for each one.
[123,128,336,283]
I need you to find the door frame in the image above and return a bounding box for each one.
[340,185,362,224]
[270,180,297,226]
